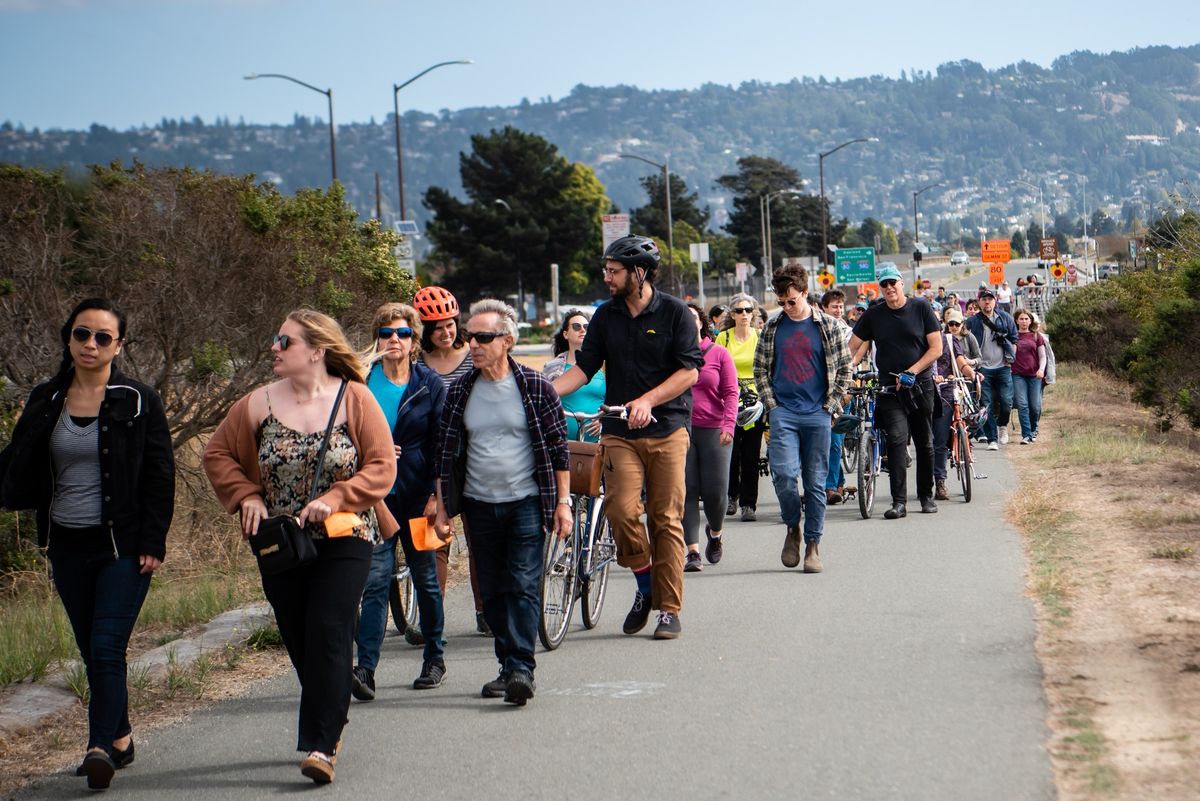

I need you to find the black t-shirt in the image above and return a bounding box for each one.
[851,298,941,380]
[574,288,705,439]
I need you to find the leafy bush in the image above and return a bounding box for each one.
[1125,260,1200,428]
[1045,279,1139,375]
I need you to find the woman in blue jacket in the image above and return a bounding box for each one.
[352,303,447,700]
[0,298,174,791]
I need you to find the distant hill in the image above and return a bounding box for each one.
[3,44,1198,241]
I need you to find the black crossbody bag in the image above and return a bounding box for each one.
[248,380,348,576]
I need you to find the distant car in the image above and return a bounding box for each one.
[950,251,970,266]
[1098,264,1120,279]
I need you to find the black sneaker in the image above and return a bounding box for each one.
[622,590,653,634]
[919,497,938,514]
[412,660,446,690]
[704,525,724,564]
[684,551,702,572]
[503,670,535,706]
[404,625,425,646]
[351,666,376,702]
[481,670,510,698]
[653,611,682,640]
[476,612,493,637]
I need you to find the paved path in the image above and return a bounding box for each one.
[17,449,1054,800]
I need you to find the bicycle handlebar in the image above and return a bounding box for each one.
[563,404,656,423]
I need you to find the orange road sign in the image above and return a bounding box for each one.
[818,271,835,289]
[1050,262,1067,279]
[982,240,1011,263]
[989,262,1005,285]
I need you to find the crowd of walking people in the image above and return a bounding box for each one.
[0,235,1053,789]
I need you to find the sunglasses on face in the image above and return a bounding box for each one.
[465,330,505,345]
[782,297,801,308]
[569,322,588,332]
[377,326,414,340]
[879,279,899,288]
[731,307,753,314]
[71,327,117,348]
[947,321,962,328]
[272,334,298,351]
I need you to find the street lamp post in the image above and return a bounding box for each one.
[1015,179,1046,239]
[493,198,523,320]
[393,60,473,221]
[245,73,337,184]
[912,182,942,250]
[819,138,872,268]
[619,153,674,291]
[762,188,804,274]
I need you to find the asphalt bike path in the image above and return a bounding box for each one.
[17,443,1053,800]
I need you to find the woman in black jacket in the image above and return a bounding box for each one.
[0,298,174,791]
[352,303,447,701]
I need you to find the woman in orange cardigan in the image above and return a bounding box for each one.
[204,309,396,786]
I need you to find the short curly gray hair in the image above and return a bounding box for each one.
[467,298,519,343]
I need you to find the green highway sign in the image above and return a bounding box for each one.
[835,247,876,284]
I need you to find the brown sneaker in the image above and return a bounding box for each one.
[934,479,949,501]
[781,525,802,568]
[825,489,843,505]
[803,541,823,573]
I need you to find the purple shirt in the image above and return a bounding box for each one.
[691,338,739,435]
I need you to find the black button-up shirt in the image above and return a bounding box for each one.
[574,288,704,440]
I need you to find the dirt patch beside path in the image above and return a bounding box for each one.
[1007,364,1200,800]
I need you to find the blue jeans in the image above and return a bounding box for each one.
[825,432,845,491]
[767,407,831,543]
[356,499,444,670]
[462,495,543,676]
[1012,374,1044,439]
[49,548,151,757]
[978,366,1013,443]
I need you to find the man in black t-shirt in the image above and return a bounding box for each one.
[848,265,943,518]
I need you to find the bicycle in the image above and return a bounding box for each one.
[843,370,883,519]
[538,405,626,650]
[947,375,988,501]
[387,558,417,634]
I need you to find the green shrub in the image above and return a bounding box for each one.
[1045,279,1139,375]
[1125,260,1200,428]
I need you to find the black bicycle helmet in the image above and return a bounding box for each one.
[603,235,660,271]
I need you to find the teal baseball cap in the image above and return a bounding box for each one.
[875,263,903,283]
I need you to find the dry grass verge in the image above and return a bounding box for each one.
[1007,363,1200,800]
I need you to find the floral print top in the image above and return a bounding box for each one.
[257,416,380,544]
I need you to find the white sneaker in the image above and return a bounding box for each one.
[987,441,999,451]
[999,428,1010,445]
[975,435,988,444]
[1020,437,1031,445]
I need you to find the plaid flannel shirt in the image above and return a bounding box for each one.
[435,356,569,533]
[752,308,854,415]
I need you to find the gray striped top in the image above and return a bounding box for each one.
[50,408,103,527]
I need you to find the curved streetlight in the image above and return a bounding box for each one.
[619,152,674,291]
[245,73,337,183]
[819,137,875,266]
[493,198,523,320]
[393,60,473,220]
[1014,179,1046,239]
[912,182,943,251]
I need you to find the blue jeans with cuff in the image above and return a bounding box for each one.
[767,407,831,544]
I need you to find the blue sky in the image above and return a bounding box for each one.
[2,0,1196,130]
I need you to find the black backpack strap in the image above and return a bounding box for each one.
[305,380,348,505]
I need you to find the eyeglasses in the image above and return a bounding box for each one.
[731,307,753,314]
[377,326,414,340]
[879,279,899,288]
[272,334,298,350]
[71,327,117,348]
[601,266,626,278]
[568,322,588,332]
[465,330,506,345]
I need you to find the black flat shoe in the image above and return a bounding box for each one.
[883,503,907,519]
[76,741,132,777]
[83,750,116,790]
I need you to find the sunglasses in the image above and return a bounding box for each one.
[568,322,588,332]
[782,298,801,308]
[731,307,753,314]
[879,279,899,288]
[377,326,414,340]
[465,330,506,345]
[947,321,962,328]
[71,327,117,348]
[272,334,297,350]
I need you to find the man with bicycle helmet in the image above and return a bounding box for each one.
[552,235,703,640]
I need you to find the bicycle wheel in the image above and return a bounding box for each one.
[388,570,416,634]
[538,528,577,650]
[581,508,615,629]
[856,428,876,519]
[956,422,973,503]
[840,431,859,475]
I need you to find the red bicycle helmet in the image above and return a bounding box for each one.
[413,286,460,322]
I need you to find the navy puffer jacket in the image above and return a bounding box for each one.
[369,361,446,521]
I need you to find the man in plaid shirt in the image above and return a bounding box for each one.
[753,264,853,573]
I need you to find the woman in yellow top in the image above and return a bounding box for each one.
[714,292,763,522]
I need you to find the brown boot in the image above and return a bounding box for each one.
[781,525,802,568]
[825,489,843,505]
[934,479,949,501]
[803,541,823,573]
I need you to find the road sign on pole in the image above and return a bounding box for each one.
[982,240,1011,263]
[602,214,630,251]
[1040,237,1058,262]
[834,247,876,284]
[689,242,710,305]
[988,262,1005,285]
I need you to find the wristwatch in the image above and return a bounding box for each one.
[557,497,572,507]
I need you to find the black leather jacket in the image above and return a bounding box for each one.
[0,369,175,559]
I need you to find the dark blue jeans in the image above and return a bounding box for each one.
[50,547,151,757]
[932,395,953,481]
[767,407,831,543]
[462,495,543,677]
[979,366,1013,443]
[356,498,444,670]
